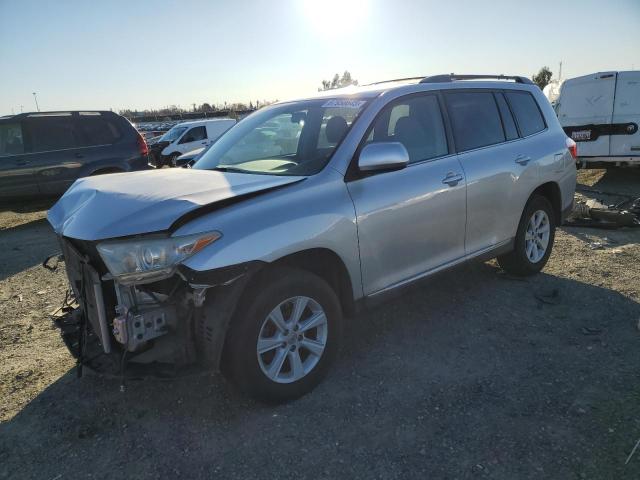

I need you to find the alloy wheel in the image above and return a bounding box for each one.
[256,296,328,384]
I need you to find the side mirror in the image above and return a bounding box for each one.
[358,142,409,172]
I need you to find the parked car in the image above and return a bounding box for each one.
[556,71,640,168]
[149,118,236,167]
[173,146,208,168]
[0,111,150,199]
[48,74,576,402]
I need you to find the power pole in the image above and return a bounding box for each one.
[32,92,40,112]
[558,61,562,82]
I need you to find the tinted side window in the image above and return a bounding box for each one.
[505,91,545,136]
[366,95,448,164]
[495,93,519,140]
[26,116,79,152]
[180,126,207,143]
[0,123,25,156]
[445,92,505,152]
[76,116,122,146]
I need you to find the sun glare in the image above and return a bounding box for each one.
[299,0,369,36]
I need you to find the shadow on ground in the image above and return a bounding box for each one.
[2,261,639,479]
[0,218,58,281]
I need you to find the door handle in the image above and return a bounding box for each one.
[515,155,531,165]
[201,141,208,145]
[75,153,84,159]
[442,172,463,186]
[15,159,30,166]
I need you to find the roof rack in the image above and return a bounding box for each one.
[363,76,426,86]
[420,74,533,85]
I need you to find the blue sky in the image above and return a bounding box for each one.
[1,0,638,114]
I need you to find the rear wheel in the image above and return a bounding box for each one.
[497,195,556,276]
[222,267,342,403]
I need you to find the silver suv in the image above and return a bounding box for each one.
[48,74,577,402]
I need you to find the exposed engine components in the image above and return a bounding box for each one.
[113,304,172,351]
[113,284,177,351]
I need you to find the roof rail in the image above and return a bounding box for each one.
[363,76,426,86]
[420,74,534,85]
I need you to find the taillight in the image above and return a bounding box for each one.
[566,137,577,159]
[136,133,149,156]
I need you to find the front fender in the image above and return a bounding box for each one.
[175,170,363,300]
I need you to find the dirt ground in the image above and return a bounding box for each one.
[1,169,640,479]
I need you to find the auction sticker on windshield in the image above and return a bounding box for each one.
[321,99,367,109]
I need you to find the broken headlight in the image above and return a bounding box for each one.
[97,232,221,285]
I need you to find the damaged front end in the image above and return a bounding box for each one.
[50,235,257,379]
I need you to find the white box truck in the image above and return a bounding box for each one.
[556,71,640,168]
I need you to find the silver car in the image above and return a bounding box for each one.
[48,74,577,402]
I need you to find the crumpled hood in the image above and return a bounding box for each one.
[48,168,304,241]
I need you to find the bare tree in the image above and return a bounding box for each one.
[319,71,359,91]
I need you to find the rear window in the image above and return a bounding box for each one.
[505,91,546,136]
[26,116,80,153]
[445,92,505,152]
[0,123,24,156]
[76,116,122,146]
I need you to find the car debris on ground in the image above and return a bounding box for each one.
[565,193,640,229]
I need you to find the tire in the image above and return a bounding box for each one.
[168,153,180,168]
[497,195,556,276]
[222,267,342,403]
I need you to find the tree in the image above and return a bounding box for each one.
[319,71,359,91]
[200,103,214,112]
[532,67,553,90]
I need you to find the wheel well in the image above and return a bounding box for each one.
[90,167,123,176]
[269,248,356,317]
[531,182,561,223]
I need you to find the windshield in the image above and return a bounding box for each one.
[193,98,369,175]
[160,125,187,142]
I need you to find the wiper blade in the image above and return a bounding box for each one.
[211,166,250,173]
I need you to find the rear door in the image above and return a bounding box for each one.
[22,113,84,195]
[0,121,38,198]
[557,72,616,157]
[445,90,542,254]
[610,71,640,157]
[347,93,467,295]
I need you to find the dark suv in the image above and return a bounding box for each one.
[0,111,150,199]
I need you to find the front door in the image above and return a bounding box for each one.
[347,93,467,295]
[0,121,38,198]
[176,125,208,154]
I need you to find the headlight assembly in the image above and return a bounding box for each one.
[97,231,221,285]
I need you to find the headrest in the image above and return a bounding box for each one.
[394,116,422,143]
[325,116,348,143]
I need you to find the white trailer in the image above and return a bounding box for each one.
[556,71,640,167]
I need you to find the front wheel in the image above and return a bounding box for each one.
[497,195,556,276]
[222,267,342,403]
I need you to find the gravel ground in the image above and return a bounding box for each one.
[1,169,640,479]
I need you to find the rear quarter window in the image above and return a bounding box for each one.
[76,116,122,146]
[505,91,546,137]
[445,91,505,152]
